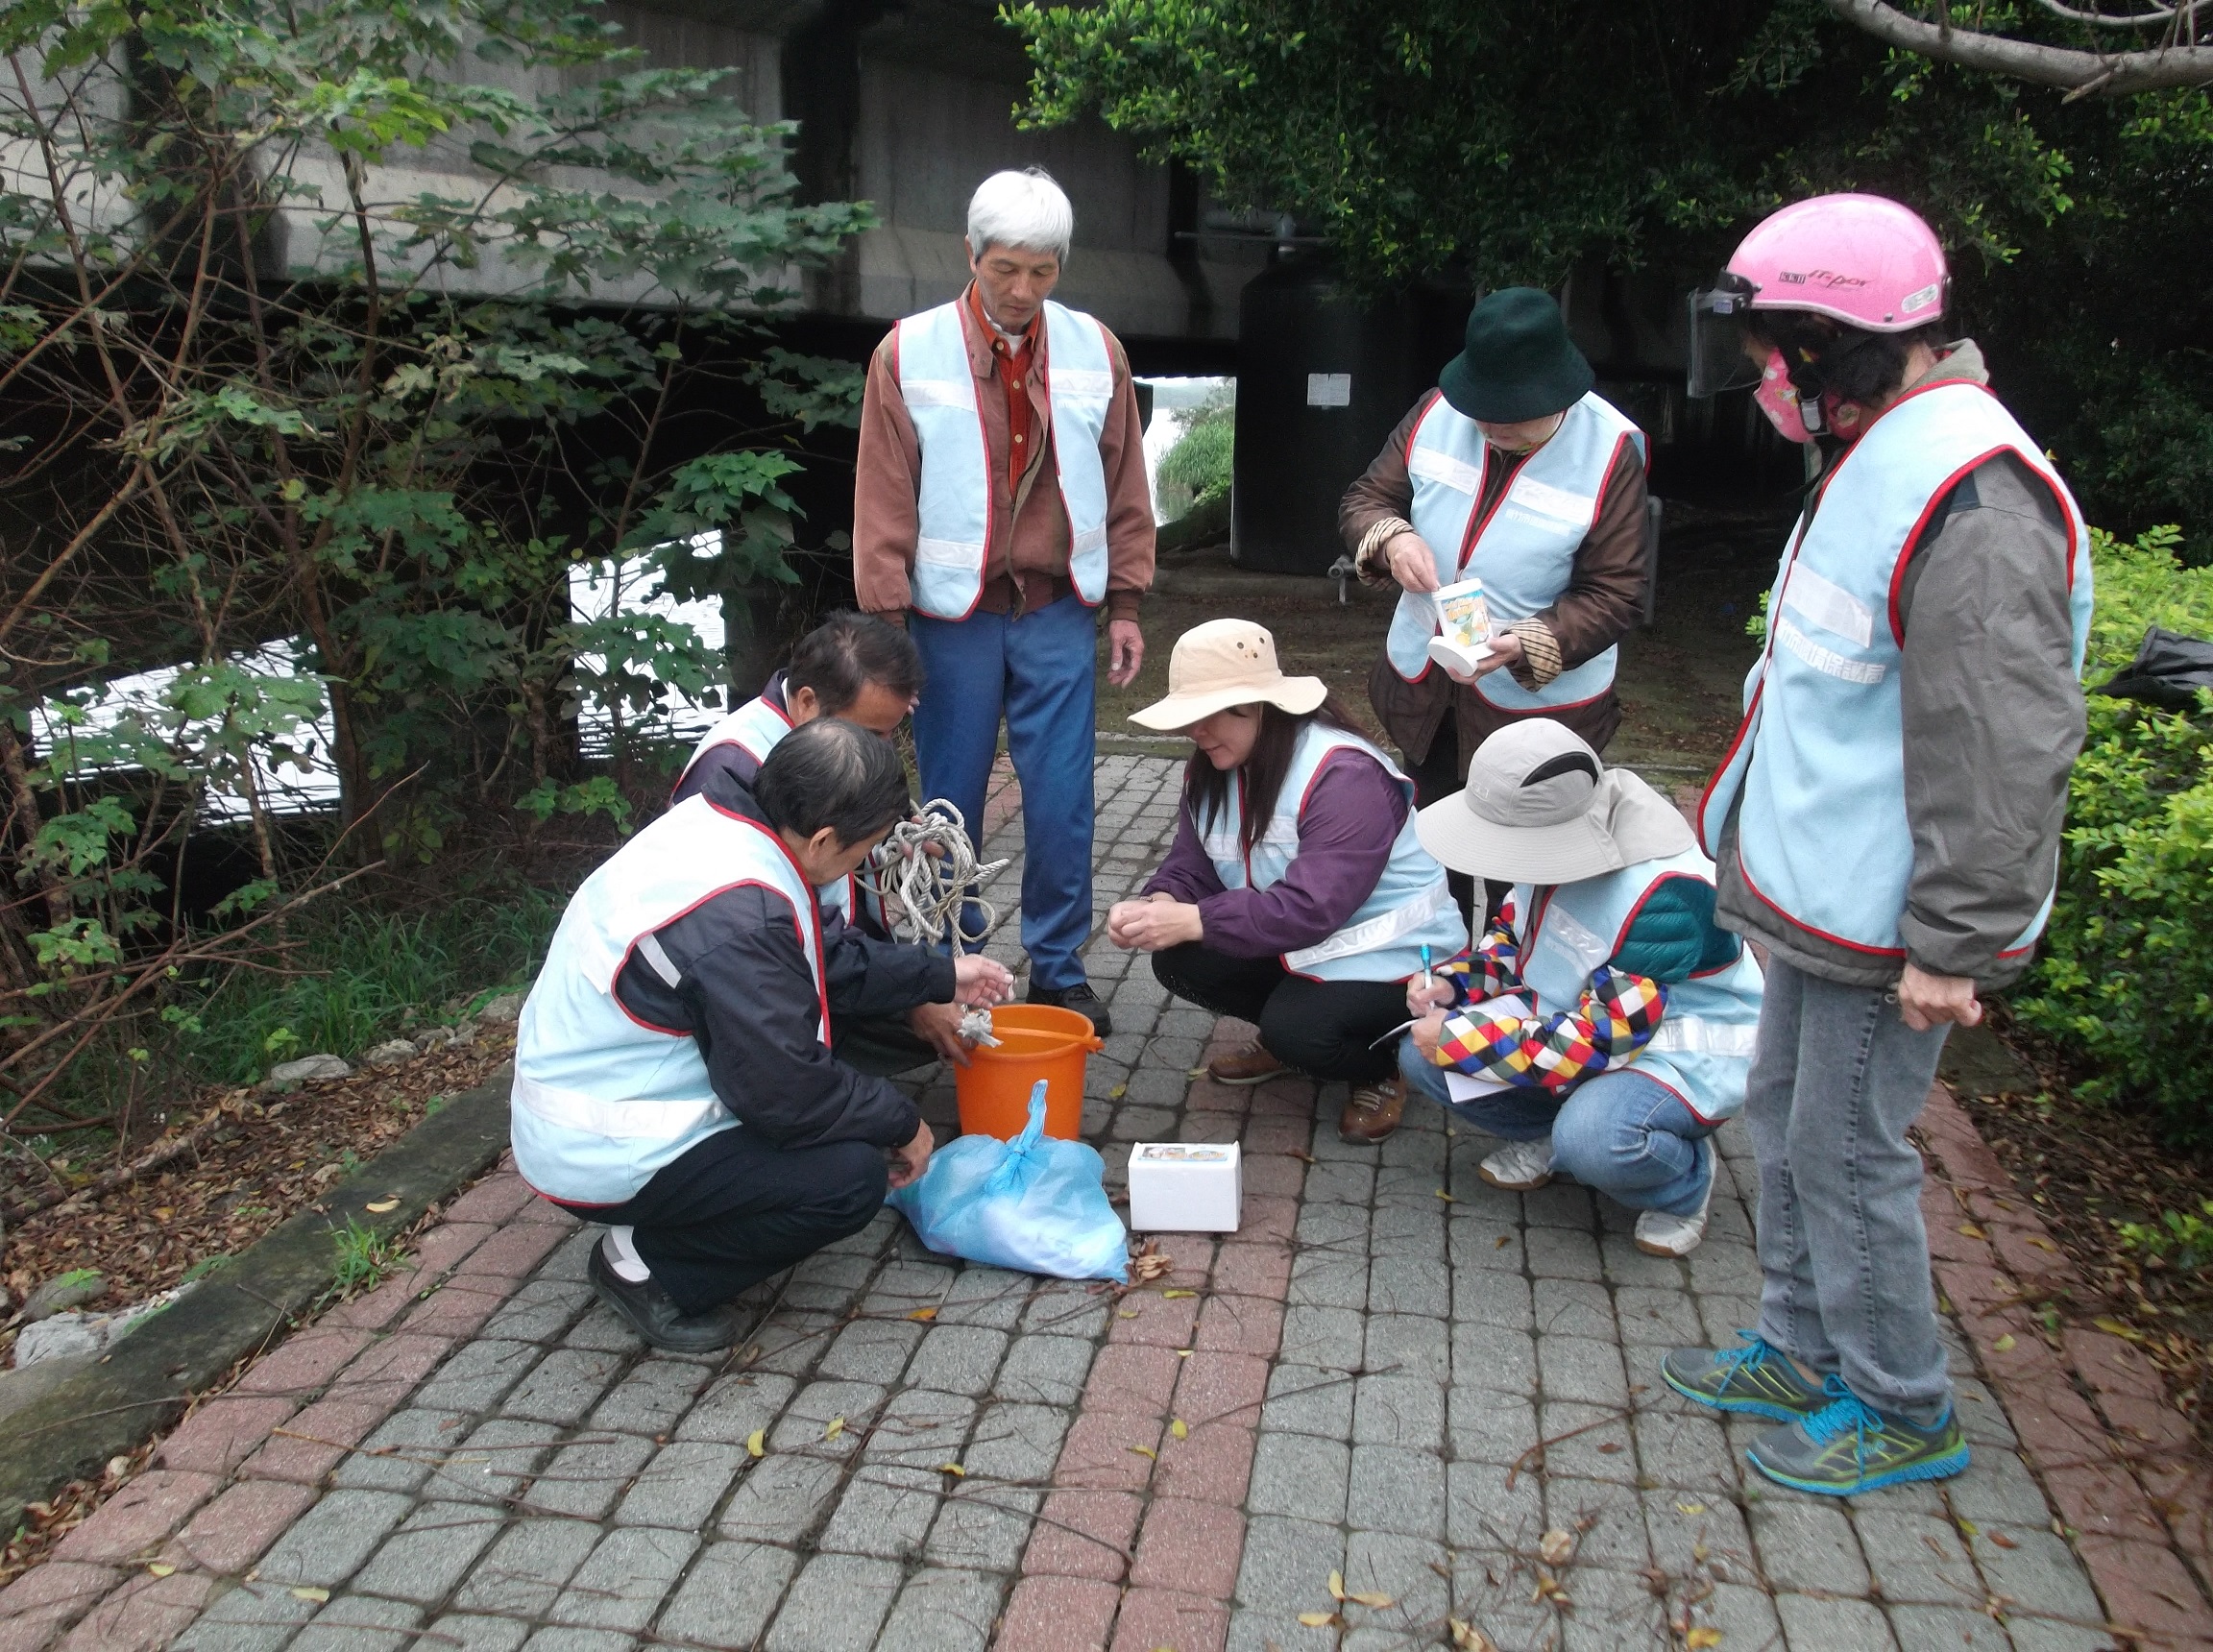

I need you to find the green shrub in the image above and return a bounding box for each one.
[1157,393,1234,522]
[2013,524,2213,1134]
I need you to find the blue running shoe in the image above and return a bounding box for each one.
[1661,1331,1828,1422]
[1745,1377,1970,1496]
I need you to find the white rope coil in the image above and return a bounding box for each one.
[864,798,1012,950]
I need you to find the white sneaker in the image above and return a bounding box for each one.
[1478,1136,1555,1191]
[1634,1159,1715,1257]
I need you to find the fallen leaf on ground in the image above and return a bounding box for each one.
[1162,1288,1196,1300]
[1987,1531,2018,1549]
[1344,1589,1394,1609]
[2027,1236,2057,1251]
[2094,1316,2144,1341]
[364,1196,400,1213]
[290,1587,329,1603]
[1176,1348,1193,1357]
[1675,1501,1706,1515]
[1449,1619,1498,1650]
[1958,1223,1987,1240]
[746,1429,766,1458]
[824,1417,843,1440]
[1186,1067,1209,1079]
[1992,1333,2017,1352]
[1539,1528,1577,1567]
[1435,1189,1456,1203]
[1328,1570,1346,1601]
[1170,1419,1188,1439]
[1298,1612,1340,1628]
[1129,1445,1156,1460]
[907,1307,938,1322]
[1109,1084,1128,1099]
[1495,1234,1512,1249]
[938,1463,966,1477]
[145,1563,176,1578]
[1596,1441,1623,1454]
[1687,1628,1723,1648]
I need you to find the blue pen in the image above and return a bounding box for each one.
[1421,943,1433,992]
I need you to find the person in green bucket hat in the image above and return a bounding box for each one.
[1337,286,1651,1144]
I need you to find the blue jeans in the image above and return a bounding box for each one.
[909,595,1097,990]
[1744,956,1953,1421]
[1398,1039,1714,1217]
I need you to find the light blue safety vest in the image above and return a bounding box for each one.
[1697,380,2093,960]
[510,796,830,1205]
[895,298,1115,620]
[1510,845,1765,1125]
[1199,723,1466,982]
[673,688,870,927]
[1390,391,1645,712]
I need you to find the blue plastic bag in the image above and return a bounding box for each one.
[888,1082,1129,1282]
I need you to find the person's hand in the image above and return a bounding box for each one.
[1107,619,1145,688]
[1386,530,1441,595]
[953,954,1014,1007]
[1107,896,1203,952]
[1444,629,1523,685]
[1408,977,1455,1018]
[908,1001,974,1068]
[1896,963,1982,1032]
[888,1118,935,1189]
[1410,1009,1448,1060]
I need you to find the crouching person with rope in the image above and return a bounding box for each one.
[1400,721,1763,1258]
[511,717,1013,1351]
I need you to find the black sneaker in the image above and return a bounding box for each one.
[588,1241,742,1353]
[1028,980,1111,1038]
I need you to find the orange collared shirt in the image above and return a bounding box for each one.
[967,284,1040,497]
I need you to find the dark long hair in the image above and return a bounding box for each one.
[1183,694,1369,859]
[1743,311,1949,409]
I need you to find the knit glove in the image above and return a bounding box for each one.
[1432,964,1666,1089]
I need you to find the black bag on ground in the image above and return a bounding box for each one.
[2096,626,2213,711]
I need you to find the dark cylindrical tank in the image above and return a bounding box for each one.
[1231,256,1423,575]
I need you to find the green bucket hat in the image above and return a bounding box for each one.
[1437,287,1593,424]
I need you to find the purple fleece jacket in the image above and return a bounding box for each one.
[1141,751,1411,959]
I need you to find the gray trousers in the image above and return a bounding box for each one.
[1745,957,1953,1420]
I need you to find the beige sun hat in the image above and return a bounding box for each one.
[1416,719,1694,885]
[1129,619,1328,731]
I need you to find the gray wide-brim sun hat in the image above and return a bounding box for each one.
[1416,719,1694,886]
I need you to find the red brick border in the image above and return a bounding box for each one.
[998,1021,1301,1652]
[1920,1082,2213,1649]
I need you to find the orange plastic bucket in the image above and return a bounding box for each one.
[954,1003,1104,1140]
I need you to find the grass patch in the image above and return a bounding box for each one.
[328,1219,403,1300]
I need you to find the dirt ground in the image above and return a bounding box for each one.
[1095,499,1785,780]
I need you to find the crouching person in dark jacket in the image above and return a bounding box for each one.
[511,717,1014,1351]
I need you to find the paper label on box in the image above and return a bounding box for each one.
[1134,1143,1234,1162]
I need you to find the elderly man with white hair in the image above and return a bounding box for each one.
[852,167,1155,1035]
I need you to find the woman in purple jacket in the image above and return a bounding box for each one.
[1106,620,1466,1143]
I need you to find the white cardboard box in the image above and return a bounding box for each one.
[1127,1142,1242,1233]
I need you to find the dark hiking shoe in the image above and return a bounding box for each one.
[589,1243,741,1354]
[1744,1379,1970,1496]
[1028,980,1112,1038]
[1207,1039,1289,1084]
[1338,1077,1405,1144]
[1662,1331,1830,1422]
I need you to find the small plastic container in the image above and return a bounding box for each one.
[1429,576,1496,675]
[1127,1141,1243,1232]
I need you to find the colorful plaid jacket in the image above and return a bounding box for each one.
[1428,892,1674,1090]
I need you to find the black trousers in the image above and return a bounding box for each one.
[572,1127,888,1315]
[834,1013,937,1077]
[1153,944,1407,1084]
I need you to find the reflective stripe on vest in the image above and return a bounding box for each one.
[1510,845,1764,1125]
[1694,380,2093,958]
[897,299,1115,620]
[510,797,830,1205]
[670,691,859,925]
[1388,392,1645,712]
[1198,724,1466,983]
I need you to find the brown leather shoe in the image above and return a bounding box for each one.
[1207,1039,1289,1085]
[1338,1078,1405,1144]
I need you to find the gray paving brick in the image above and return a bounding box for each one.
[1533,1400,1636,1483]
[561,1302,644,1356]
[255,1489,414,1590]
[782,1249,876,1313]
[1367,1251,1448,1317]
[517,1628,631,1652]
[587,1354,713,1436]
[351,1501,506,1603]
[1451,1266,1532,1326]
[1228,1611,1338,1652]
[1261,1363,1355,1439]
[1294,1197,1369,1251]
[479,1280,594,1347]
[1775,1591,1900,1651]
[333,1407,470,1494]
[414,1339,545,1413]
[1447,1459,1545,1559]
[503,1347,627,1427]
[1597,1231,1687,1290]
[1536,1334,1629,1405]
[1364,1312,1449,1384]
[1448,1214,1524,1274]
[290,1594,424,1652]
[1352,1372,1445,1448]
[1340,1530,1452,1637]
[863,1388,976,1468]
[1279,1305,1364,1372]
[1301,1159,1374,1205]
[770,1379,888,1459]
[1521,1181,1595,1227]
[172,1581,323,1652]
[676,1372,798,1444]
[1234,1515,1346,1617]
[746,1312,841,1376]
[1686,1239,1762,1295]
[1969,1527,2106,1625]
[2006,1613,2120,1652]
[1887,1604,2017,1649]
[925,1484,1041,1571]
[547,1525,697,1632]
[1530,1276,1615,1340]
[454,1518,602,1616]
[1544,1475,1650,1571]
[1556,1565,1667,1650]
[1110,1105,1178,1140]
[875,1567,1005,1652]
[1693,1581,1787,1648]
[817,1317,925,1385]
[1612,1286,1702,1346]
[1348,1443,1446,1539]
[613,1440,746,1529]
[717,1453,847,1543]
[816,1463,944,1559]
[1020,1280,1108,1338]
[1447,1390,1538,1469]
[962,1399,1070,1483]
[1642,1488,1757,1581]
[520,1431,656,1520]
[765,1552,903,1652]
[1451,1324,1538,1397]
[1370,1200,1446,1259]
[1630,1405,1735,1492]
[420,1616,531,1652]
[906,1324,1009,1396]
[1287,1251,1368,1311]
[655,1540,797,1648]
[1247,1430,1349,1522]
[992,1333,1095,1407]
[1750,1497,1870,1594]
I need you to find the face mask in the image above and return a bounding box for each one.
[1753,350,1813,443]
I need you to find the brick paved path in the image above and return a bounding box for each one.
[2,756,2164,1649]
